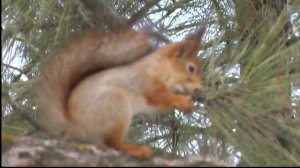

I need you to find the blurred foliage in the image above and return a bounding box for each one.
[2,0,300,166]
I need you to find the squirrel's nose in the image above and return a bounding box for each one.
[193,85,202,92]
[192,86,204,102]
[194,87,200,92]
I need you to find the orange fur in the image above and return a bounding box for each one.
[143,77,194,112]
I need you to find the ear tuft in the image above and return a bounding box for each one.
[177,23,207,59]
[184,23,207,45]
[176,42,190,59]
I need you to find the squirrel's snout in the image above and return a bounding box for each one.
[193,86,201,92]
[192,83,203,92]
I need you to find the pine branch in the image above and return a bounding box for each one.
[127,0,160,27]
[2,63,23,73]
[7,96,44,132]
[80,0,127,31]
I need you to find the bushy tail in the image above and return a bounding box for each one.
[36,29,168,135]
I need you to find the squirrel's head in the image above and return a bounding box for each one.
[164,25,206,95]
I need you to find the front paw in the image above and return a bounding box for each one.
[176,96,194,113]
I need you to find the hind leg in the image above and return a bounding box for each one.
[104,124,153,158]
[103,91,153,158]
[70,86,153,158]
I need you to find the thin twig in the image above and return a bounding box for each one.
[74,0,95,28]
[127,0,160,27]
[2,63,23,73]
[80,0,127,31]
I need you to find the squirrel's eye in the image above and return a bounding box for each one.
[187,64,196,74]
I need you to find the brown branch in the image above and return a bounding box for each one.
[80,0,127,31]
[142,27,171,44]
[73,0,95,28]
[152,156,228,167]
[2,63,23,73]
[212,0,225,25]
[127,0,160,27]
[152,1,179,27]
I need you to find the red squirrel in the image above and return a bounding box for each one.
[36,26,206,158]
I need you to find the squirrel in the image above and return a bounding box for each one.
[36,26,206,158]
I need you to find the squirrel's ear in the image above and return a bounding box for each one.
[176,24,206,59]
